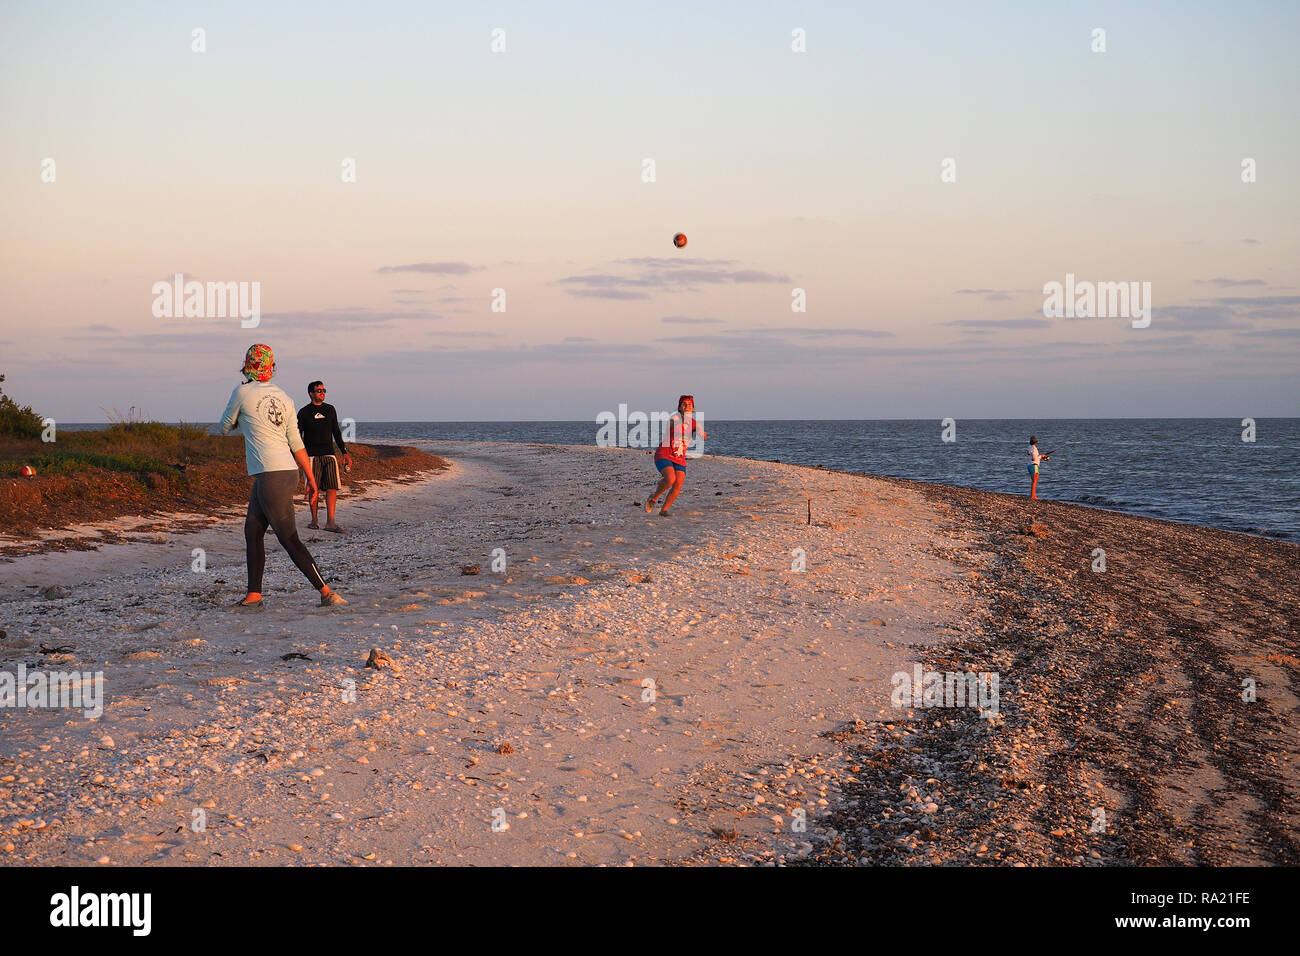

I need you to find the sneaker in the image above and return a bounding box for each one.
[320,590,347,607]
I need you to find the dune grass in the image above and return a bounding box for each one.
[0,374,446,539]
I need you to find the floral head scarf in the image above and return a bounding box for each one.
[242,344,275,382]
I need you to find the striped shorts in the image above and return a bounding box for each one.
[310,455,341,491]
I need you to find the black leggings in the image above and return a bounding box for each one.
[245,470,326,593]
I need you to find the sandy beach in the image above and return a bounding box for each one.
[1,442,1295,866]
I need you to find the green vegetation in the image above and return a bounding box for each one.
[0,373,240,483]
[0,373,440,536]
[0,373,44,439]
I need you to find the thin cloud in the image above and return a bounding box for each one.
[64,309,437,348]
[1207,294,1300,321]
[1211,295,1300,307]
[366,341,656,368]
[656,334,911,356]
[659,335,746,346]
[953,288,1036,303]
[1195,278,1265,287]
[731,269,790,283]
[1121,333,1199,348]
[376,262,483,275]
[262,308,440,325]
[1232,327,1300,338]
[616,257,738,267]
[944,318,1052,329]
[1160,305,1248,329]
[661,316,724,325]
[558,258,790,298]
[564,285,652,300]
[738,327,895,339]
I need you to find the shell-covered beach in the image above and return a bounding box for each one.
[1,443,1295,865]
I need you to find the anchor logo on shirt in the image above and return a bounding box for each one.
[263,396,285,427]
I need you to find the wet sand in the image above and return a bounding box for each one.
[0,443,1295,865]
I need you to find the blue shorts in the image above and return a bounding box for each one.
[1027,462,1038,475]
[656,458,684,474]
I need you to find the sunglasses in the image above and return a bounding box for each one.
[312,387,326,393]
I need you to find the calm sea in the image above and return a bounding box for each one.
[362,419,1300,542]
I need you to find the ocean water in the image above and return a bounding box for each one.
[358,419,1300,542]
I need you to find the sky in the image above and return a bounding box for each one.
[1,0,1297,422]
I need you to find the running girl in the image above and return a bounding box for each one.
[1027,435,1050,499]
[645,395,707,517]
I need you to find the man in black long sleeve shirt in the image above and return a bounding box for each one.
[296,381,352,532]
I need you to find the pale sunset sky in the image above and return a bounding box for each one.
[2,1,1297,421]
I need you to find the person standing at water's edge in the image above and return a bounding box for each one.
[297,380,352,532]
[645,395,707,517]
[1027,435,1050,500]
[219,345,346,608]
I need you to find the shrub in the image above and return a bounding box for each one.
[0,374,44,440]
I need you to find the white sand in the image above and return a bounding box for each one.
[0,442,980,866]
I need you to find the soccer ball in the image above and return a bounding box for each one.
[20,465,36,477]
[673,233,687,248]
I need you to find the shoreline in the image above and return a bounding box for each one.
[756,458,1296,545]
[6,439,1290,551]
[792,475,1299,865]
[1,443,1295,866]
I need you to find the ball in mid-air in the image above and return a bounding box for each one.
[673,233,687,248]
[20,464,36,477]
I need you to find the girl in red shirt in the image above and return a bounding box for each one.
[645,395,708,516]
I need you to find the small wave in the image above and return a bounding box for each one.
[1074,494,1122,508]
[1239,527,1296,541]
